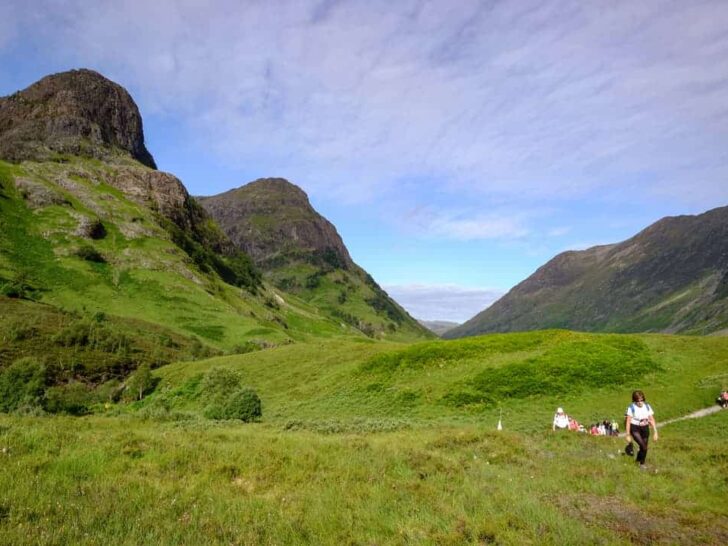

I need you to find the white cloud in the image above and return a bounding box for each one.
[384,283,504,322]
[4,0,728,215]
[428,214,529,241]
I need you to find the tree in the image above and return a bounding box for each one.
[126,363,153,401]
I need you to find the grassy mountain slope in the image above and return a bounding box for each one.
[0,158,349,351]
[199,179,433,342]
[446,206,728,338]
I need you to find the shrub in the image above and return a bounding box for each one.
[201,368,242,398]
[228,342,261,355]
[204,388,262,422]
[200,368,261,421]
[96,379,124,403]
[74,244,106,263]
[53,321,91,347]
[0,357,48,412]
[0,271,35,299]
[44,382,94,415]
[125,364,154,401]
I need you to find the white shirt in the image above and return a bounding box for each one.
[553,413,569,429]
[626,403,653,426]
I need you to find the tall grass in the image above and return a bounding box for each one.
[0,412,725,545]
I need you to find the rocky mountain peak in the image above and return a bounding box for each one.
[198,178,354,270]
[0,68,156,168]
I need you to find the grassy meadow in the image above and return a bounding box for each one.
[1,330,727,544]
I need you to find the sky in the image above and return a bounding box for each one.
[2,0,728,322]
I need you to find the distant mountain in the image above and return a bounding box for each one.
[445,206,728,338]
[418,320,460,336]
[199,180,432,340]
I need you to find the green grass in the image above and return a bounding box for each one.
[1,329,727,544]
[149,330,728,429]
[0,411,725,545]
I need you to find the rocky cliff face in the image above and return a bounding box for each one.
[446,206,728,338]
[0,69,156,168]
[198,178,354,270]
[199,179,432,340]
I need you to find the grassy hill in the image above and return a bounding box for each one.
[1,331,727,544]
[149,330,728,428]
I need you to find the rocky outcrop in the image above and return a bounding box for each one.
[198,178,354,270]
[0,69,156,168]
[445,206,728,337]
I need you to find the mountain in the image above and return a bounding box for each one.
[446,206,728,338]
[418,320,460,336]
[199,180,432,340]
[0,69,363,389]
[0,68,156,168]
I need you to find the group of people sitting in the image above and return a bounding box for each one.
[552,407,619,435]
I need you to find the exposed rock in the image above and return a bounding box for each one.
[14,177,68,208]
[75,216,106,239]
[0,69,156,168]
[198,178,354,269]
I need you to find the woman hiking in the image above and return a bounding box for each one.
[624,390,658,469]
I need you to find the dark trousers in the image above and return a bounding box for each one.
[629,425,650,464]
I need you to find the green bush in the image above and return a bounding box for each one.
[44,382,94,415]
[125,364,154,401]
[201,367,243,400]
[75,244,106,263]
[200,368,261,421]
[204,388,262,422]
[228,342,261,355]
[0,357,48,412]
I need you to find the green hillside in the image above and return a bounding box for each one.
[149,330,728,428]
[1,331,727,544]
[0,158,349,349]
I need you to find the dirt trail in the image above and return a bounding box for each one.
[658,405,723,428]
[617,405,723,438]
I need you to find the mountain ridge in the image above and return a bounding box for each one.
[446,205,728,338]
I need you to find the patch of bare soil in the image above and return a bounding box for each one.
[554,493,728,545]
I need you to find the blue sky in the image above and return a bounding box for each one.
[2,1,728,321]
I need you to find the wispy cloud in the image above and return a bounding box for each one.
[430,215,529,241]
[2,0,728,267]
[384,283,504,322]
[3,0,728,210]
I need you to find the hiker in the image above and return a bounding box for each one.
[552,407,569,430]
[717,391,728,409]
[624,390,658,469]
